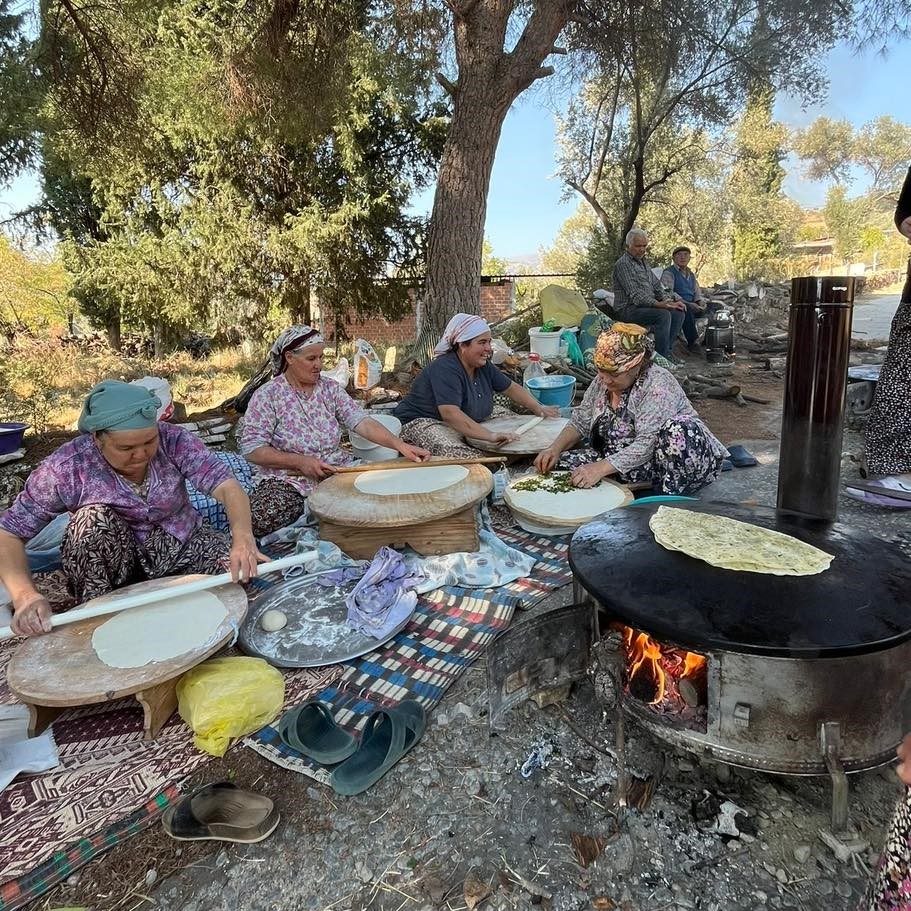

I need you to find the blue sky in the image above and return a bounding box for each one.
[2,37,909,260]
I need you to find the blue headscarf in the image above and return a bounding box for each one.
[77,380,161,433]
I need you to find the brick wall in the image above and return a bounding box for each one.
[327,279,516,346]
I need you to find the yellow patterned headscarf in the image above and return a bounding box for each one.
[593,323,653,374]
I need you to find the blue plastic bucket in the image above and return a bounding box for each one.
[526,375,576,408]
[0,422,28,455]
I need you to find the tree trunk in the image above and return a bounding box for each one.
[106,315,121,352]
[421,1,573,339]
[283,272,312,325]
[423,91,510,336]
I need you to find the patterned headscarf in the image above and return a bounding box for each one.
[432,313,491,358]
[78,380,161,433]
[593,323,654,374]
[269,325,325,376]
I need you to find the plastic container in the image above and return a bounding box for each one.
[349,413,402,462]
[526,375,576,408]
[523,353,545,388]
[528,327,562,358]
[0,423,29,455]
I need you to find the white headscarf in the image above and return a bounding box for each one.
[269,325,325,376]
[432,313,491,358]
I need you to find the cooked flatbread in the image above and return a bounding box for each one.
[649,506,834,576]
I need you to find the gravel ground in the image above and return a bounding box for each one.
[36,579,900,911]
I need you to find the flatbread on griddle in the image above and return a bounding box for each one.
[649,506,834,576]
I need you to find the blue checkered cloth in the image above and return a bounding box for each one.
[186,452,255,531]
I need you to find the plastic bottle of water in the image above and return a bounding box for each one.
[523,353,545,389]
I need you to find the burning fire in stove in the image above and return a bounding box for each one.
[618,626,708,726]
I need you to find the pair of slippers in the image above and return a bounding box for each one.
[162,782,280,844]
[278,699,426,796]
[722,444,758,472]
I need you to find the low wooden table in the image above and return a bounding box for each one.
[309,462,494,560]
[7,577,248,740]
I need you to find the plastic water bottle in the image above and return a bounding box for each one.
[523,353,545,389]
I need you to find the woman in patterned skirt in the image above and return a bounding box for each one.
[534,323,726,494]
[863,165,911,479]
[241,326,428,535]
[0,381,264,637]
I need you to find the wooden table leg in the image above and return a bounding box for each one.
[135,677,179,741]
[26,703,65,737]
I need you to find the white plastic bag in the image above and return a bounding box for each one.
[321,357,350,388]
[353,339,382,390]
[130,376,174,421]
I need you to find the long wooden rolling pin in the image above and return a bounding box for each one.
[334,456,505,474]
[0,549,319,641]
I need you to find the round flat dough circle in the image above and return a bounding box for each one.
[354,465,469,496]
[260,609,288,632]
[507,477,628,523]
[92,591,229,668]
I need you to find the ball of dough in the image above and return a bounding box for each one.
[260,609,288,632]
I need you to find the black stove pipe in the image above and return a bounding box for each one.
[776,277,855,523]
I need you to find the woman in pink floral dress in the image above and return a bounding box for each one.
[241,326,428,535]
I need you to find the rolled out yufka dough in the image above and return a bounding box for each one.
[92,591,229,668]
[354,465,469,496]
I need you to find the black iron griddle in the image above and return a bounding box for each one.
[569,500,911,658]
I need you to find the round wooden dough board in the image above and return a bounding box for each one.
[309,462,493,527]
[466,415,569,455]
[7,576,248,707]
[504,474,633,530]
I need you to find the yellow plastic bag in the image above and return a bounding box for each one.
[176,657,285,757]
[538,284,588,328]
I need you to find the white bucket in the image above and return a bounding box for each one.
[528,327,562,358]
[349,413,402,462]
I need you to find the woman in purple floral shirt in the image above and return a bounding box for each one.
[0,381,264,637]
[534,324,726,495]
[241,326,428,534]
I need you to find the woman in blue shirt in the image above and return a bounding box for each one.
[395,313,559,458]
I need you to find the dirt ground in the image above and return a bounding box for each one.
[4,311,901,911]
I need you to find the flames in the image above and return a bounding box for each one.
[621,626,707,708]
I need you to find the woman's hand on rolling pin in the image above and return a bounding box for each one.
[489,432,520,446]
[11,591,53,637]
[398,443,431,462]
[294,455,338,479]
[538,406,562,418]
[228,532,269,584]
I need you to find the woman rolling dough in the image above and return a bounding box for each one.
[393,314,560,458]
[534,323,726,494]
[240,326,429,535]
[0,381,264,637]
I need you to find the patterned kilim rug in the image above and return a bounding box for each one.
[0,570,341,910]
[244,525,573,780]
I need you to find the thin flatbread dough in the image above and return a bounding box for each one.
[505,474,630,525]
[92,591,229,668]
[354,465,469,496]
[649,506,834,576]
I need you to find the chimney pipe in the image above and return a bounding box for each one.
[776,276,855,523]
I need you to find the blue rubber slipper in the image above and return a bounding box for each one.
[330,701,426,796]
[721,458,733,471]
[727,445,758,467]
[277,701,357,765]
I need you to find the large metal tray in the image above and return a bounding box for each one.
[239,572,414,668]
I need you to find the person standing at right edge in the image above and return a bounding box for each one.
[863,164,911,480]
[860,165,911,911]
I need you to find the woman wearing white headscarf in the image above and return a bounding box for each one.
[241,326,429,535]
[394,314,559,458]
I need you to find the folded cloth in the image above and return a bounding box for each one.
[345,547,424,639]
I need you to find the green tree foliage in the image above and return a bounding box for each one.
[0,234,70,339]
[729,87,789,279]
[6,0,445,350]
[557,0,850,257]
[0,1,39,183]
